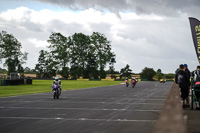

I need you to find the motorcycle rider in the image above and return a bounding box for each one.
[53,77,62,95]
[131,77,137,82]
[131,77,137,86]
[125,77,129,86]
[135,77,138,82]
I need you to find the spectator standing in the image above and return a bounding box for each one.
[175,64,190,108]
[191,65,200,110]
[184,64,191,108]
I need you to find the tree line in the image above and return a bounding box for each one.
[35,32,115,79]
[0,31,116,79]
[0,31,27,75]
[0,30,175,80]
[119,64,175,81]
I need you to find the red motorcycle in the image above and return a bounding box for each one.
[131,80,136,88]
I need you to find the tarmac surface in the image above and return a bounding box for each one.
[184,109,200,133]
[0,81,173,133]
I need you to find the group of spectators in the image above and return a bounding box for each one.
[175,64,200,110]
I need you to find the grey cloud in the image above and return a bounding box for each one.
[0,18,44,33]
[89,23,112,36]
[38,0,129,11]
[108,15,197,73]
[37,0,200,17]
[21,21,44,32]
[47,19,89,36]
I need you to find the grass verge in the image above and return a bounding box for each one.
[0,80,123,97]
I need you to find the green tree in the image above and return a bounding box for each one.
[90,32,115,78]
[140,67,156,81]
[0,67,7,73]
[47,32,71,79]
[108,57,116,79]
[70,33,91,78]
[24,67,31,73]
[35,50,57,78]
[85,53,98,79]
[164,73,175,80]
[120,64,132,78]
[24,67,36,74]
[70,65,81,79]
[17,64,24,75]
[154,69,164,81]
[108,57,116,74]
[0,31,28,75]
[59,67,69,79]
[41,32,116,79]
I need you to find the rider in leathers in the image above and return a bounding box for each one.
[53,77,62,94]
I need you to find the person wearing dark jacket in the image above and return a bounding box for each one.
[175,64,190,108]
[184,64,191,107]
[191,65,200,110]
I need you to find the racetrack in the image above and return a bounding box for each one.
[0,81,173,133]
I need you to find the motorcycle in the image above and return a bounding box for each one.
[52,84,61,99]
[125,80,129,87]
[131,80,136,88]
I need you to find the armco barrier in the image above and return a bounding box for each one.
[166,80,175,82]
[153,83,187,133]
[89,79,101,81]
[20,79,24,84]
[27,79,32,84]
[69,79,77,80]
[101,79,114,81]
[77,79,89,81]
[141,79,148,81]
[1,79,32,86]
[114,79,125,81]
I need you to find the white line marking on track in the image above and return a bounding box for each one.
[0,101,164,105]
[0,97,166,102]
[0,116,156,123]
[0,106,162,112]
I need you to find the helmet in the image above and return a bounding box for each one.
[55,77,58,80]
[184,64,188,67]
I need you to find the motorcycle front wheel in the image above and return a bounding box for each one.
[57,91,59,99]
[53,91,56,99]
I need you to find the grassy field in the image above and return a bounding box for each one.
[0,80,123,97]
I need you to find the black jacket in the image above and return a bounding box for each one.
[185,68,191,86]
[175,70,190,89]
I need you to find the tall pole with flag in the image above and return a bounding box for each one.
[189,17,200,63]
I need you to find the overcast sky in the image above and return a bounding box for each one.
[0,0,200,73]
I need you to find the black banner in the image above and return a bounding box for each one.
[189,17,200,63]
